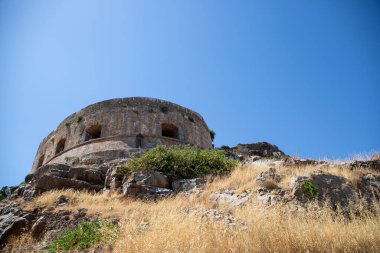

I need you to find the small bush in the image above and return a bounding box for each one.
[64,122,71,127]
[51,137,55,143]
[122,145,237,179]
[47,220,116,252]
[300,180,318,198]
[64,156,77,162]
[76,116,83,123]
[209,130,216,142]
[0,186,10,201]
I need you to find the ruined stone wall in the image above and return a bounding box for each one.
[31,97,212,173]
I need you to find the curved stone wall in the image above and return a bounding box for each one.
[31,97,212,173]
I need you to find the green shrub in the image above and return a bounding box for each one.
[122,145,237,179]
[47,220,116,252]
[209,130,216,142]
[51,137,55,143]
[0,186,10,201]
[76,116,83,123]
[300,180,318,198]
[64,156,77,162]
[64,122,71,127]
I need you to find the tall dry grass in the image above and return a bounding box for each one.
[9,162,380,252]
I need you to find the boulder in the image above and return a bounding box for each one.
[129,171,169,188]
[358,174,380,206]
[31,164,105,193]
[172,178,206,192]
[31,216,46,239]
[255,168,281,189]
[290,173,358,210]
[54,195,70,206]
[0,213,28,245]
[257,188,287,205]
[104,166,126,193]
[211,189,250,206]
[122,183,172,199]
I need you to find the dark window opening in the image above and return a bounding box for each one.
[161,123,179,139]
[135,133,144,148]
[85,124,102,141]
[55,138,66,154]
[37,154,45,168]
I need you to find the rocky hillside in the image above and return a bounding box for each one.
[1,143,379,252]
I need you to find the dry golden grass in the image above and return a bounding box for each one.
[8,162,380,252]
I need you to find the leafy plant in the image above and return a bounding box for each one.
[209,130,216,142]
[47,220,117,252]
[51,137,55,143]
[160,106,169,113]
[300,180,318,198]
[0,186,10,201]
[76,116,83,123]
[65,122,71,127]
[64,156,77,162]
[123,145,237,179]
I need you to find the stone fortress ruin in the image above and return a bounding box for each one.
[31,97,212,173]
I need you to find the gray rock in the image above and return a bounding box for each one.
[129,171,169,188]
[122,183,172,199]
[257,188,287,205]
[358,174,380,206]
[172,178,206,192]
[290,173,358,211]
[0,213,28,245]
[31,216,46,239]
[256,168,281,183]
[54,195,69,206]
[73,208,88,219]
[211,190,250,206]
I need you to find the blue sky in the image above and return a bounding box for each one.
[0,1,379,186]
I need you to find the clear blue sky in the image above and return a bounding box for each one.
[1,1,379,186]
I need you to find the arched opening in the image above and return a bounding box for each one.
[161,123,179,139]
[135,133,144,148]
[55,138,66,154]
[84,124,102,141]
[37,154,45,168]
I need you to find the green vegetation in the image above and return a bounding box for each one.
[160,106,169,113]
[0,186,10,201]
[64,122,71,127]
[300,180,318,198]
[51,137,55,143]
[64,156,77,162]
[76,116,83,123]
[47,220,117,252]
[209,130,216,142]
[123,145,237,179]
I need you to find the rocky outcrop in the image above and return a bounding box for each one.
[172,178,206,192]
[290,173,358,211]
[350,160,380,172]
[0,204,32,246]
[28,164,106,193]
[219,142,285,160]
[122,171,172,198]
[210,188,250,207]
